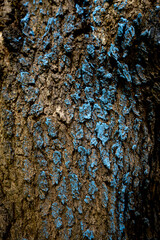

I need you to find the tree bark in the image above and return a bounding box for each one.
[0,0,160,239]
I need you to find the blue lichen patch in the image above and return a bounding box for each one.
[66,207,75,227]
[93,103,106,120]
[51,202,62,218]
[79,103,92,122]
[63,149,71,169]
[122,24,135,49]
[114,0,128,11]
[100,86,116,110]
[37,51,57,68]
[52,138,66,150]
[112,142,124,160]
[63,14,75,35]
[84,195,91,204]
[88,180,98,199]
[45,118,57,138]
[36,152,48,167]
[95,122,109,146]
[21,12,30,25]
[50,165,62,185]
[56,177,68,204]
[83,229,94,240]
[99,144,111,169]
[17,72,35,87]
[42,17,57,38]
[71,92,81,103]
[107,44,119,60]
[115,145,123,160]
[23,86,39,103]
[82,59,94,85]
[84,127,92,141]
[78,146,90,175]
[117,62,132,82]
[97,47,107,64]
[119,94,130,115]
[118,115,129,141]
[116,18,128,40]
[53,151,61,165]
[78,146,90,158]
[54,217,63,229]
[33,121,44,149]
[87,44,95,58]
[60,55,71,70]
[50,151,62,185]
[84,87,95,103]
[63,103,75,124]
[88,149,98,178]
[90,137,98,147]
[92,6,105,26]
[38,170,49,200]
[22,104,30,118]
[133,13,142,26]
[68,172,80,199]
[86,121,94,132]
[97,66,106,78]
[64,36,74,54]
[76,4,84,15]
[2,86,16,103]
[40,220,49,239]
[71,122,83,140]
[30,102,44,117]
[97,67,113,83]
[56,5,63,17]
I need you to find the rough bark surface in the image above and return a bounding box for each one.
[0,0,160,239]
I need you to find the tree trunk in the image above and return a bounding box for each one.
[0,0,160,239]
